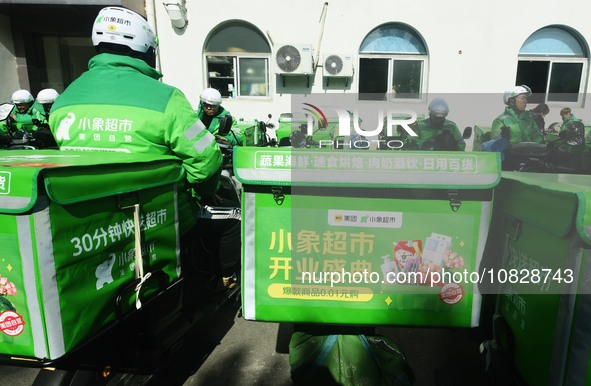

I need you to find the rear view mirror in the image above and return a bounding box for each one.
[0,103,13,122]
[218,115,233,136]
[462,126,472,139]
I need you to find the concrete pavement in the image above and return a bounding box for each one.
[180,304,494,386]
[0,300,498,385]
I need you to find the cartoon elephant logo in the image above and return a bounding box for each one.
[55,112,76,141]
[96,254,116,290]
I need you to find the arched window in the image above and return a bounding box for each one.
[205,21,271,98]
[516,26,588,104]
[358,23,428,101]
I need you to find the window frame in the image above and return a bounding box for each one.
[357,53,428,102]
[516,26,588,107]
[203,20,272,100]
[205,53,271,100]
[517,56,587,106]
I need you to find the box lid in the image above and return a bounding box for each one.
[0,150,185,214]
[498,172,591,245]
[233,147,501,189]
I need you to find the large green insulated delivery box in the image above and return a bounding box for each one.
[235,147,501,327]
[481,172,591,386]
[0,150,184,361]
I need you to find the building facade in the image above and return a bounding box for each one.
[1,0,590,131]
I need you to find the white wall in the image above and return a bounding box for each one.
[0,14,19,103]
[153,0,591,129]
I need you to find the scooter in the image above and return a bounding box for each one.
[0,108,241,386]
[480,124,584,173]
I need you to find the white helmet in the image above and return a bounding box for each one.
[428,98,449,118]
[503,85,532,105]
[11,89,34,104]
[200,88,222,106]
[37,88,60,104]
[92,7,157,54]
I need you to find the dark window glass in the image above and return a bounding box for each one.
[358,58,389,100]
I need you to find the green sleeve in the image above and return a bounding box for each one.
[164,90,223,196]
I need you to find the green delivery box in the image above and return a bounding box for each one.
[235,147,501,327]
[0,150,184,361]
[481,172,591,386]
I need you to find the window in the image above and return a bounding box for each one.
[516,27,588,105]
[358,23,427,101]
[204,21,271,98]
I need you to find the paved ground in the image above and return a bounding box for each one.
[183,305,495,386]
[0,298,508,386]
[183,306,294,386]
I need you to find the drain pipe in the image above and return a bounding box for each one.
[144,0,162,72]
[314,2,328,71]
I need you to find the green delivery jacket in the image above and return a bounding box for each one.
[10,103,45,132]
[49,53,223,233]
[196,104,243,146]
[409,117,466,151]
[491,107,543,144]
[560,113,579,132]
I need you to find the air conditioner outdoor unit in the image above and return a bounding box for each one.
[274,44,314,75]
[323,53,354,77]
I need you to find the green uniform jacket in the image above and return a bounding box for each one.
[196,105,243,146]
[491,107,543,144]
[49,53,223,233]
[10,104,45,132]
[405,117,466,151]
[560,113,579,132]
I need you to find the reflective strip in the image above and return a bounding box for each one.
[184,120,206,141]
[173,183,181,277]
[234,168,500,187]
[471,201,491,327]
[194,131,215,153]
[0,196,33,211]
[34,199,66,359]
[199,205,242,220]
[17,209,48,359]
[184,120,215,153]
[59,146,131,153]
[242,192,256,320]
